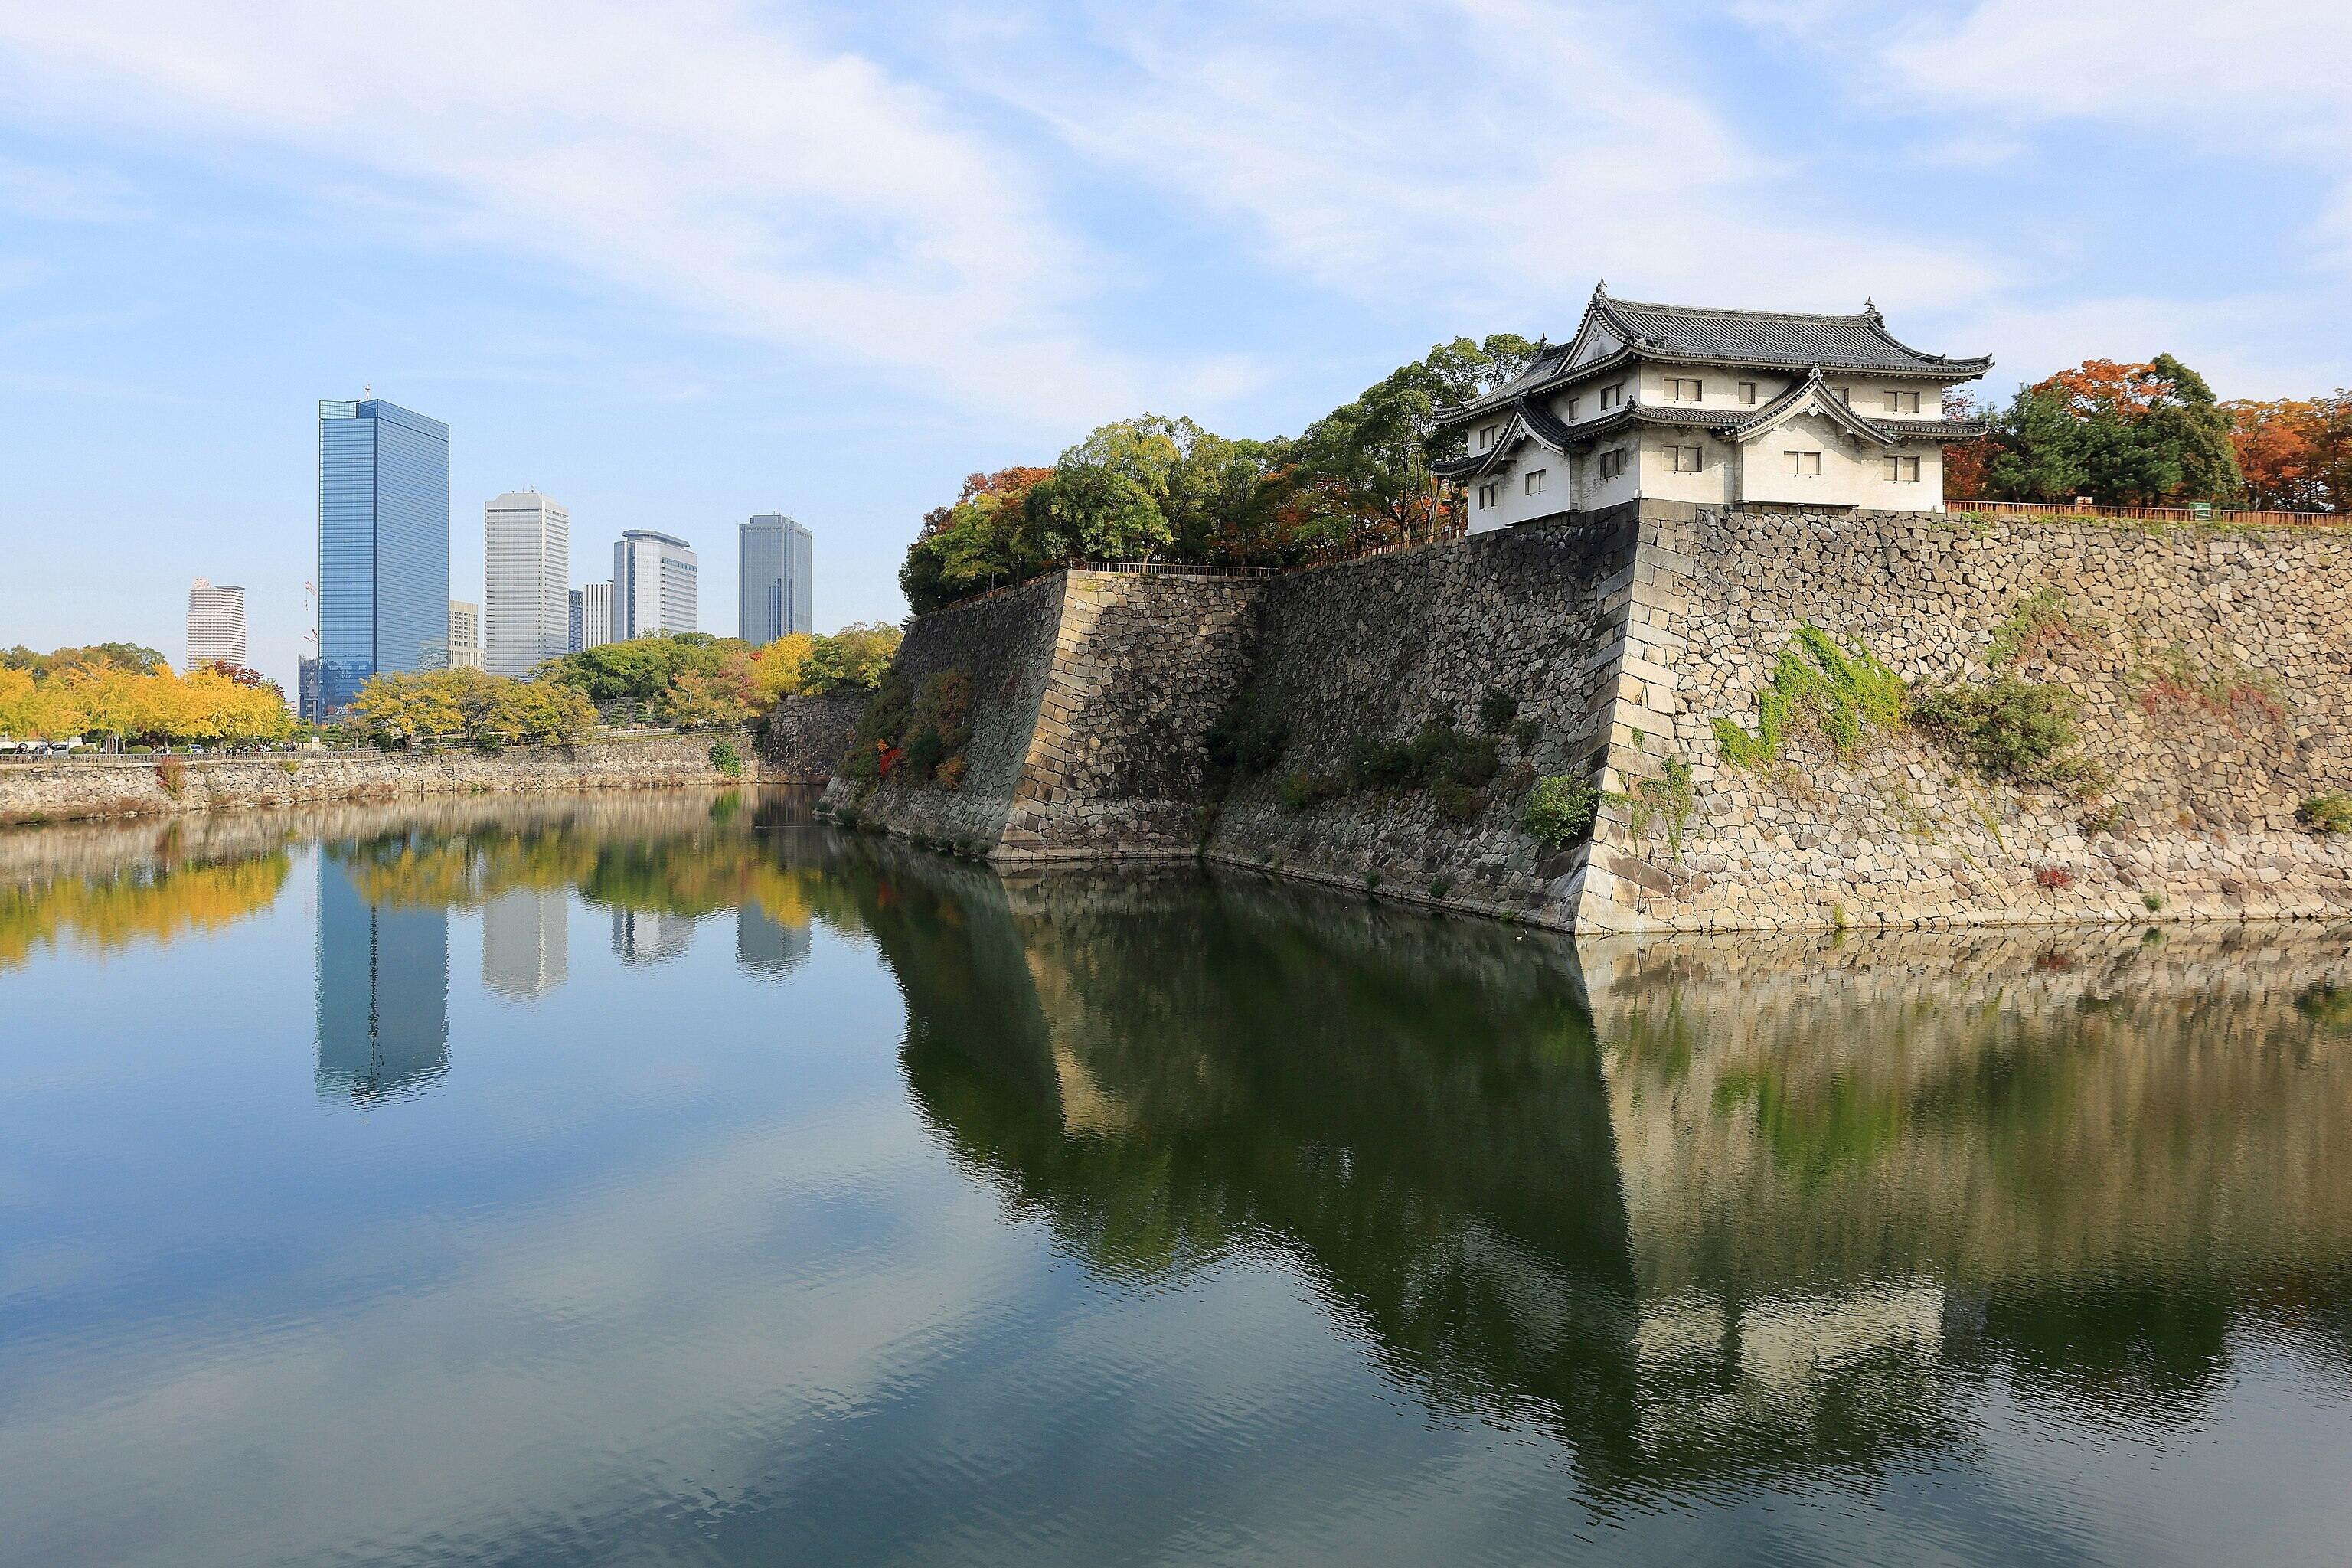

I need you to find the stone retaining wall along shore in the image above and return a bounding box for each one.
[0,729,762,827]
[827,503,2352,931]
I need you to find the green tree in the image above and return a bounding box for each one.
[799,624,903,693]
[1019,463,1171,563]
[1984,386,2091,501]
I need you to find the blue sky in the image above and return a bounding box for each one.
[3,0,2348,694]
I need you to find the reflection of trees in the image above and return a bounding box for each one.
[863,858,2352,1499]
[0,851,289,970]
[317,792,862,946]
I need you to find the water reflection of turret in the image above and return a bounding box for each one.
[1576,927,2352,1452]
[482,887,568,1000]
[314,847,449,1102]
[856,848,2352,1502]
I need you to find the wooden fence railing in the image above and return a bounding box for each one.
[1946,498,2344,528]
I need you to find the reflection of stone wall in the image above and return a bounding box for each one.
[1575,926,2352,1297]
[0,730,762,828]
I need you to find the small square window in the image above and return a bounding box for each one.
[1738,381,1757,407]
[1526,469,1546,495]
[1788,450,1823,478]
[1670,445,1703,473]
[1667,377,1703,403]
[1563,397,1579,421]
[1599,449,1627,480]
[1886,455,1922,482]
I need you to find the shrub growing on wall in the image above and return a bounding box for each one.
[2298,792,2352,835]
[1909,678,2088,786]
[1711,626,1904,769]
[1520,775,1599,848]
[841,666,972,790]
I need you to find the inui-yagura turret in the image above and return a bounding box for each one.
[1434,285,1991,532]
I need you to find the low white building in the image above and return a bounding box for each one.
[1435,286,1991,534]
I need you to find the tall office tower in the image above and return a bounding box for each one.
[297,655,322,724]
[316,397,451,715]
[484,491,570,676]
[580,581,615,649]
[612,531,697,639]
[185,578,248,670]
[568,589,585,655]
[446,600,483,670]
[315,852,450,1102]
[482,887,568,1000]
[737,514,813,643]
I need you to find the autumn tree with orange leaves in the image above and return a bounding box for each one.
[2223,394,2352,511]
[1979,353,2242,505]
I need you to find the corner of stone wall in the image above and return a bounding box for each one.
[1563,501,1702,933]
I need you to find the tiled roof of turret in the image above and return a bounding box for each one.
[1440,286,1991,425]
[1591,294,1991,377]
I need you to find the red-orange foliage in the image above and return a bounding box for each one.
[920,466,1052,539]
[1942,389,1990,499]
[2033,359,2171,419]
[2225,397,2340,511]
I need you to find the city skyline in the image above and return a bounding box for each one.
[8,5,2341,699]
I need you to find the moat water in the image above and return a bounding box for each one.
[5,789,2351,1566]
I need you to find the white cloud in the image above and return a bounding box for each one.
[0,0,1197,423]
[954,0,2002,332]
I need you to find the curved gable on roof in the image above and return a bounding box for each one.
[1439,284,1990,427]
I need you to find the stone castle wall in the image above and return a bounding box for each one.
[999,572,1263,860]
[0,729,761,827]
[826,571,1067,848]
[1579,505,2352,929]
[827,505,2352,931]
[1204,511,1638,920]
[760,693,865,782]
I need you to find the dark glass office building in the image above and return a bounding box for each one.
[315,848,450,1102]
[317,398,451,715]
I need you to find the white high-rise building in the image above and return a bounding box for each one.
[446,600,483,670]
[580,582,615,650]
[186,578,247,670]
[612,531,696,640]
[739,514,813,643]
[484,491,571,676]
[482,887,568,999]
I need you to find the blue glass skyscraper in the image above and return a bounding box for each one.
[317,398,451,715]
